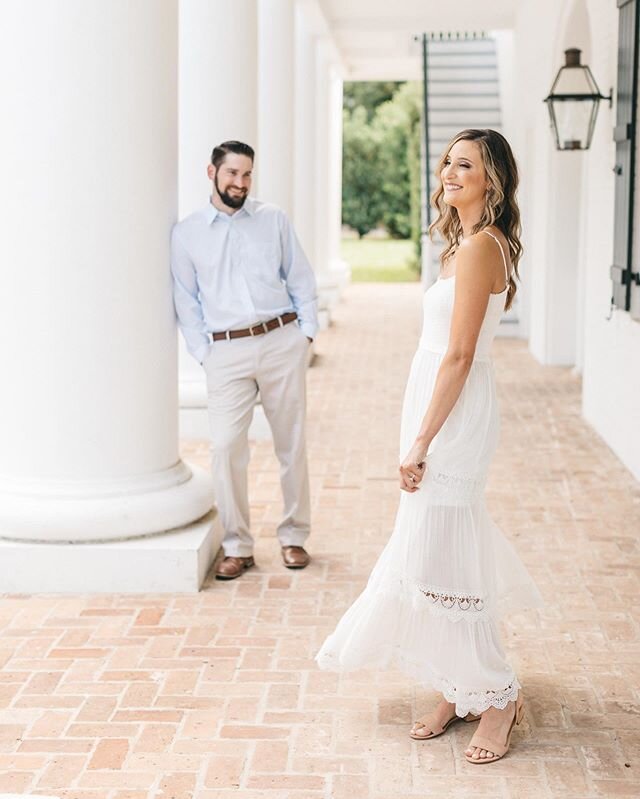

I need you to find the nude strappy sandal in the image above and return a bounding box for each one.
[410,709,480,740]
[464,694,524,763]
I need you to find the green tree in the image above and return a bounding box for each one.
[341,106,383,237]
[343,81,402,121]
[373,83,423,259]
[395,83,423,259]
[341,81,423,266]
[374,100,411,239]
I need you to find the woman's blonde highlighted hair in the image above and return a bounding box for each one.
[429,128,522,310]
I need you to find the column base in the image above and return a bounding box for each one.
[330,257,351,291]
[0,510,223,593]
[421,234,440,288]
[317,260,349,323]
[318,274,339,311]
[0,462,214,543]
[318,309,331,330]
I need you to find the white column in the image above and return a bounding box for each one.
[0,0,217,591]
[314,38,344,316]
[314,39,335,311]
[293,3,317,265]
[258,0,295,216]
[327,66,350,289]
[179,0,258,218]
[178,0,259,437]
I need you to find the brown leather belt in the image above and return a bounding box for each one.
[211,311,298,341]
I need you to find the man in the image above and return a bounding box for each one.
[171,141,318,580]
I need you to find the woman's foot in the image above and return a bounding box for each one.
[464,694,524,763]
[410,699,479,740]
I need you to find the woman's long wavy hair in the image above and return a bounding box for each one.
[429,129,522,310]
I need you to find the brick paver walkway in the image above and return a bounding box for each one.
[1,283,639,799]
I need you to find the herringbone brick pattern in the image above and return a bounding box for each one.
[1,283,639,798]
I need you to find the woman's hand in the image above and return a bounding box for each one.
[399,441,428,492]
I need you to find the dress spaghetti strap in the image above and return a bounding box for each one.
[482,229,510,289]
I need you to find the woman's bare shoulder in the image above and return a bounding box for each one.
[457,232,499,267]
[459,229,500,253]
[455,231,503,291]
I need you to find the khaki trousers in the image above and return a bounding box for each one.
[203,322,311,557]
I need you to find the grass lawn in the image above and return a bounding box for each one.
[341,237,420,282]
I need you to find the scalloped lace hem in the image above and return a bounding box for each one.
[429,672,521,717]
[316,647,520,717]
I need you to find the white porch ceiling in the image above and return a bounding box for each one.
[317,0,517,80]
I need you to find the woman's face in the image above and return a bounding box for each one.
[440,139,489,210]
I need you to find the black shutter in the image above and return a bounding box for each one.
[612,0,640,312]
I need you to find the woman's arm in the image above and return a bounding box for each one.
[399,235,499,492]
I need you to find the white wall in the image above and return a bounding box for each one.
[512,0,596,367]
[510,0,640,480]
[581,0,640,479]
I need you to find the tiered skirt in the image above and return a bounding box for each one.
[315,347,544,717]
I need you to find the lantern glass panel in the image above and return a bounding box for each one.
[549,97,599,149]
[552,64,599,96]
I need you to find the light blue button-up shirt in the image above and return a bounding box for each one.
[170,198,319,364]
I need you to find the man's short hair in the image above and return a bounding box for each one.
[211,141,255,168]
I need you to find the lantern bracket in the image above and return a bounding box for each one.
[543,49,612,151]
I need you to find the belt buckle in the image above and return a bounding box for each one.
[249,322,266,336]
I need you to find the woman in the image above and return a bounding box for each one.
[316,129,543,764]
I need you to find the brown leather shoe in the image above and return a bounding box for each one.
[215,556,255,580]
[281,546,310,569]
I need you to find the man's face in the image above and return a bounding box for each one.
[208,153,253,209]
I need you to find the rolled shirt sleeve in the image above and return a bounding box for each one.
[279,212,319,340]
[170,228,210,364]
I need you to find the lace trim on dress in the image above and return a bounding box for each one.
[419,668,521,717]
[419,586,485,614]
[316,647,521,717]
[392,649,521,716]
[424,468,486,503]
[415,581,493,622]
[379,573,493,623]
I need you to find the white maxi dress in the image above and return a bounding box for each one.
[316,232,544,717]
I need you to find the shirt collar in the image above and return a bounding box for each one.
[242,197,256,216]
[204,196,255,224]
[203,202,217,224]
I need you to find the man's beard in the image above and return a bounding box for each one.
[215,176,247,209]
